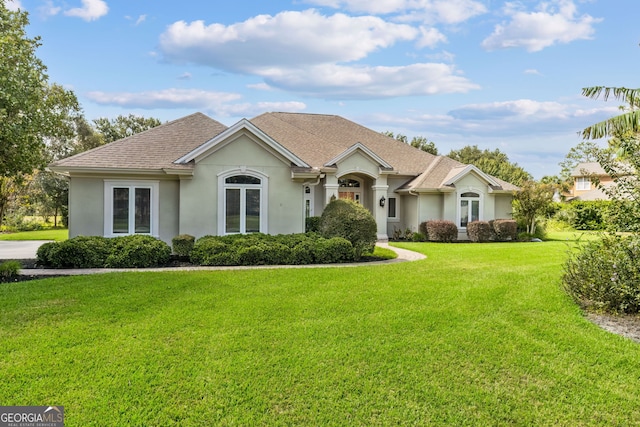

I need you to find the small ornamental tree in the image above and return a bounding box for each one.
[319,199,377,259]
[512,181,555,235]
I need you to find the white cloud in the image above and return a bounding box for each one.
[159,10,417,71]
[524,69,542,75]
[86,88,242,109]
[135,14,146,25]
[260,63,479,99]
[416,27,447,48]
[64,0,108,22]
[449,99,569,121]
[305,0,487,24]
[218,101,307,117]
[158,10,472,99]
[481,0,601,52]
[38,0,61,17]
[177,72,192,80]
[85,88,306,117]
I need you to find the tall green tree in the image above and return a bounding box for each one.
[93,114,162,144]
[447,145,532,186]
[409,136,438,155]
[0,1,80,228]
[558,140,601,180]
[382,132,439,155]
[0,2,80,177]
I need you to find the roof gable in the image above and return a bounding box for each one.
[324,142,393,170]
[176,119,310,168]
[442,164,499,186]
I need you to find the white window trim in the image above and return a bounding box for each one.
[457,189,483,230]
[387,195,399,222]
[576,177,591,191]
[217,168,269,235]
[103,180,160,237]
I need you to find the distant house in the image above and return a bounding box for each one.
[567,162,615,201]
[49,112,518,243]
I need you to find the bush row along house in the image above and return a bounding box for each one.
[49,112,519,243]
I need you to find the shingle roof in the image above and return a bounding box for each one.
[50,112,228,171]
[571,162,607,177]
[50,111,518,191]
[249,112,440,176]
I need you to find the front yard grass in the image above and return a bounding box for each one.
[2,240,640,425]
[0,228,68,241]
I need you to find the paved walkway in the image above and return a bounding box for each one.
[0,240,52,260]
[16,242,426,277]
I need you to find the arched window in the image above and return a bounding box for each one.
[220,172,266,234]
[459,192,480,228]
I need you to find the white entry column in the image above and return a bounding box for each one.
[372,174,388,241]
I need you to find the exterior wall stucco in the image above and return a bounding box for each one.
[68,177,104,239]
[493,194,514,220]
[179,134,304,238]
[158,180,180,242]
[68,176,180,244]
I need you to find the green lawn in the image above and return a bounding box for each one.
[2,240,640,425]
[0,228,68,241]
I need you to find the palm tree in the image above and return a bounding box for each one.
[581,86,640,139]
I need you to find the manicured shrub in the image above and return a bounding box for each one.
[36,241,59,266]
[37,235,171,268]
[319,199,377,259]
[172,234,195,257]
[305,216,321,233]
[190,237,235,266]
[190,233,355,266]
[263,243,294,265]
[46,236,113,268]
[237,244,267,266]
[424,220,458,242]
[563,235,640,314]
[291,239,315,265]
[0,260,21,282]
[313,237,354,263]
[492,219,518,241]
[105,235,171,268]
[467,221,492,242]
[418,221,429,237]
[412,232,426,242]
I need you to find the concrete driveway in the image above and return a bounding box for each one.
[0,241,51,260]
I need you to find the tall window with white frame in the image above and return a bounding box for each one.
[105,181,158,236]
[224,175,262,234]
[459,192,480,228]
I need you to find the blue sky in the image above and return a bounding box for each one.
[9,0,640,179]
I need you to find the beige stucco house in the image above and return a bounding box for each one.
[567,162,614,201]
[49,112,518,243]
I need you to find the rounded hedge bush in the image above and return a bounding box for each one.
[36,235,171,268]
[563,234,640,314]
[319,199,377,259]
[105,235,171,268]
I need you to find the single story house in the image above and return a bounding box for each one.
[49,112,518,243]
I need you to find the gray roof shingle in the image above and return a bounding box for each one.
[50,111,517,191]
[50,112,228,171]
